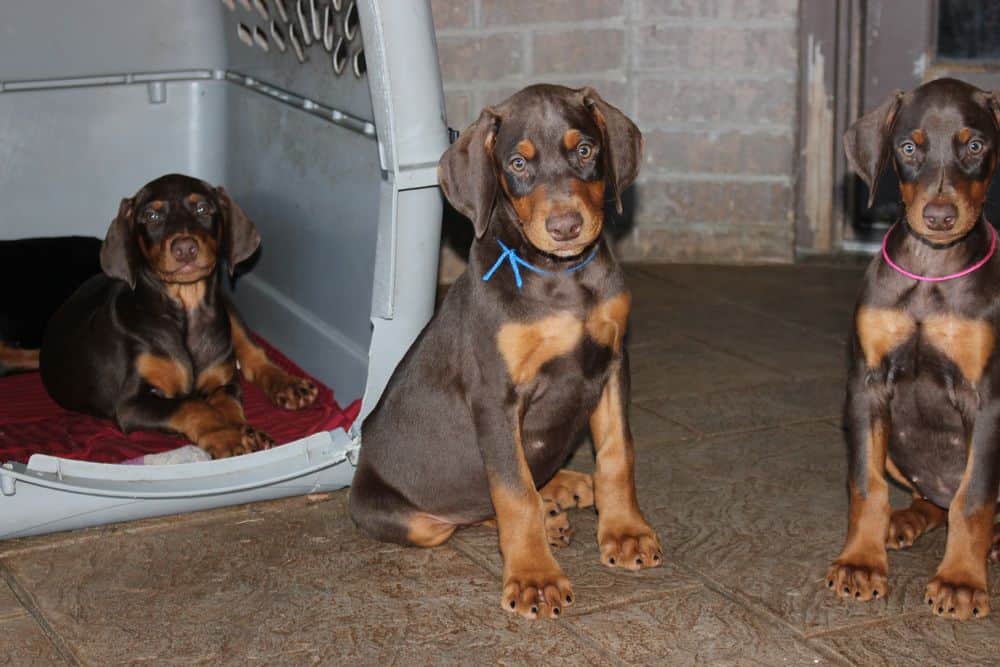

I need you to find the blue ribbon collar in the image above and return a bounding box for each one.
[482,239,599,289]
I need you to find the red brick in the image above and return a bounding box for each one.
[643,130,794,175]
[437,33,524,83]
[482,0,624,25]
[637,0,797,21]
[631,180,793,223]
[532,28,625,76]
[635,26,796,73]
[443,91,473,126]
[635,79,794,126]
[430,0,473,30]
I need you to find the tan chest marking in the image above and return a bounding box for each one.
[136,353,191,398]
[165,281,207,313]
[497,312,583,385]
[196,358,237,394]
[856,306,916,369]
[586,292,630,351]
[922,315,994,383]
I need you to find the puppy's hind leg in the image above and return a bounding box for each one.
[348,464,457,547]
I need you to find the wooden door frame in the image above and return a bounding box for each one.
[795,0,937,255]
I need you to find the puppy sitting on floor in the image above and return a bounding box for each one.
[827,78,1000,620]
[41,174,317,458]
[350,85,662,620]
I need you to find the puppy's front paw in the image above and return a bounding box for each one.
[825,559,887,601]
[266,373,318,410]
[539,470,594,511]
[502,562,573,620]
[544,500,573,548]
[598,517,663,570]
[887,508,929,550]
[200,425,274,458]
[925,576,990,620]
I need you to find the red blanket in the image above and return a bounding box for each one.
[0,337,360,464]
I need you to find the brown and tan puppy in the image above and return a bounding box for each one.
[41,173,317,458]
[828,78,1000,620]
[350,85,662,620]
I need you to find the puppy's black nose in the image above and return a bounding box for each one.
[545,212,583,242]
[922,202,958,231]
[170,236,199,263]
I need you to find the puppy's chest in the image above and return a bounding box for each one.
[857,306,995,505]
[857,306,995,390]
[138,308,235,399]
[495,293,630,387]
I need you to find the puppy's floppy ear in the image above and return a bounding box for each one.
[988,91,1000,132]
[100,197,138,289]
[214,186,261,275]
[438,107,501,238]
[844,90,904,209]
[581,87,643,215]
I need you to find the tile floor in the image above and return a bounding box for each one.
[2,263,999,665]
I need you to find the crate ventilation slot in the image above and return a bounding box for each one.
[227,0,364,78]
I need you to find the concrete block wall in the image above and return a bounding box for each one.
[431,0,800,264]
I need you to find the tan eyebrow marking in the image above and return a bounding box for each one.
[516,139,536,160]
[563,129,582,150]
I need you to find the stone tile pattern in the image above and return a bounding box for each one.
[431,0,799,264]
[5,264,1000,664]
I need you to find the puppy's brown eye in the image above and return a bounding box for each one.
[142,209,162,224]
[510,156,527,172]
[577,143,594,159]
[968,139,984,155]
[195,202,212,216]
[900,141,916,156]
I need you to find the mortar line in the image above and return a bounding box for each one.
[0,561,80,666]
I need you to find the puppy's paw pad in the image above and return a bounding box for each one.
[887,508,928,550]
[544,500,573,548]
[199,425,272,458]
[539,470,594,511]
[925,577,990,620]
[502,569,573,620]
[825,561,887,602]
[269,376,318,410]
[599,521,662,571]
[241,425,275,452]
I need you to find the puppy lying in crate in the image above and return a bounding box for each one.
[40,174,318,459]
[827,78,1000,621]
[350,85,662,619]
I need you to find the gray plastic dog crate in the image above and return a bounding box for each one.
[0,0,448,538]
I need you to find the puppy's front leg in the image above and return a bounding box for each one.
[227,309,318,410]
[473,397,573,620]
[116,392,272,458]
[591,351,662,570]
[925,400,1000,620]
[827,354,892,601]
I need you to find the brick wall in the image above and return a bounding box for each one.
[431,0,800,265]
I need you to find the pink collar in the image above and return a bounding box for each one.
[881,221,997,282]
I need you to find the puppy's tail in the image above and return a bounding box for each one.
[0,342,40,375]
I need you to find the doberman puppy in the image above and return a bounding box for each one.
[40,174,318,458]
[828,78,1000,620]
[0,237,102,375]
[350,85,662,619]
